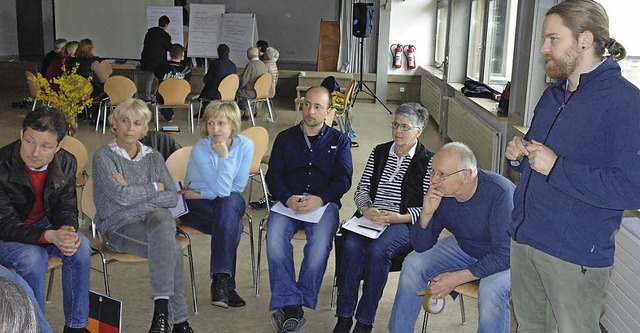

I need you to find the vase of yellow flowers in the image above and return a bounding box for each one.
[30,64,93,136]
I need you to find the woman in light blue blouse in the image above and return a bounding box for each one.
[180,101,253,309]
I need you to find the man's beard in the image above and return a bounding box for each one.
[545,44,581,81]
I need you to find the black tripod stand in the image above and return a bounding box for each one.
[352,37,392,114]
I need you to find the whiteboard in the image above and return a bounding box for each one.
[187,4,225,58]
[146,6,184,46]
[222,13,258,68]
[54,0,174,60]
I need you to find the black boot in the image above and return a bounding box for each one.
[173,321,195,333]
[211,273,230,308]
[352,321,373,333]
[226,289,246,308]
[332,316,353,333]
[147,312,169,333]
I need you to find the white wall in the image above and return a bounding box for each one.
[0,0,18,57]
[388,0,436,75]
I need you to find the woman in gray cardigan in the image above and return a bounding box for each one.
[92,99,194,333]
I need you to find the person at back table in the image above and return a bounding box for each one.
[263,47,279,99]
[154,43,192,122]
[388,142,514,333]
[236,47,267,120]
[41,38,67,76]
[140,15,173,102]
[266,86,353,333]
[198,44,237,117]
[68,38,109,98]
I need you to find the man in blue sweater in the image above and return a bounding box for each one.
[389,142,514,333]
[266,86,353,333]
[505,1,640,332]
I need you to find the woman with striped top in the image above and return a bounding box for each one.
[333,102,434,333]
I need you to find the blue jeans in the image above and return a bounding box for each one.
[389,236,511,333]
[181,193,245,289]
[0,265,53,333]
[266,203,339,311]
[102,209,188,325]
[336,224,411,324]
[0,219,91,329]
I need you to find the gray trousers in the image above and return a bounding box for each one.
[139,70,155,102]
[103,209,188,324]
[511,240,611,333]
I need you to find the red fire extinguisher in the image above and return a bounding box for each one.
[390,43,403,69]
[404,45,417,69]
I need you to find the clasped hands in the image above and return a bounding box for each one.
[44,225,81,257]
[505,136,558,176]
[361,206,403,226]
[286,195,323,214]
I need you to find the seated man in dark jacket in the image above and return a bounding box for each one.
[0,108,92,333]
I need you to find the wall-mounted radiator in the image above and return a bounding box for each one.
[447,98,502,173]
[601,217,640,333]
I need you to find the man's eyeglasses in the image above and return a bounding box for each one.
[390,122,417,132]
[428,169,467,181]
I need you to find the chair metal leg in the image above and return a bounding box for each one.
[155,104,160,131]
[246,213,256,287]
[45,269,55,303]
[178,229,198,314]
[92,248,110,295]
[259,169,271,213]
[102,104,109,134]
[247,100,256,126]
[256,216,266,297]
[266,98,275,123]
[421,311,429,333]
[197,99,203,127]
[95,103,102,132]
[459,295,467,325]
[330,271,338,309]
[189,103,194,133]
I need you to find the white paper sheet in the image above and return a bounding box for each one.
[342,216,387,239]
[270,199,328,224]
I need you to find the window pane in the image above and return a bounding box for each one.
[435,2,449,66]
[466,0,486,81]
[598,0,640,88]
[485,0,518,85]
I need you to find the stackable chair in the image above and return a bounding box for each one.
[196,74,239,127]
[96,76,137,134]
[245,73,275,126]
[155,79,194,133]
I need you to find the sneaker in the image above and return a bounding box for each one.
[250,194,276,210]
[271,309,286,333]
[281,317,306,333]
[241,113,251,121]
[172,321,194,333]
[352,321,373,333]
[332,316,353,333]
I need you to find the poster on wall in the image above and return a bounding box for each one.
[187,4,225,58]
[147,6,184,46]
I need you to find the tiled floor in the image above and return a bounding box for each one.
[0,78,515,333]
